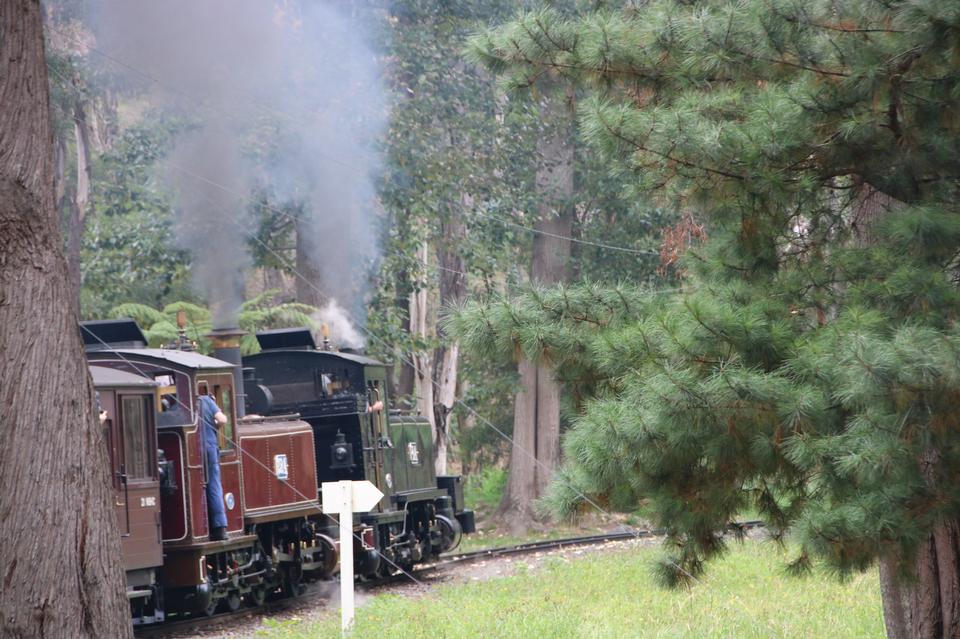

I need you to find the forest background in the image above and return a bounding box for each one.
[35,0,960,636]
[46,0,675,526]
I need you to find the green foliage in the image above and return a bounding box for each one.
[81,118,196,318]
[464,466,509,516]
[109,293,317,355]
[458,0,960,584]
[366,3,674,468]
[237,291,317,354]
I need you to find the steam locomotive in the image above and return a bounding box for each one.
[82,318,474,625]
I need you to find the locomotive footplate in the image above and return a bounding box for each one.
[390,488,448,505]
[359,510,405,525]
[244,504,322,525]
[164,533,258,552]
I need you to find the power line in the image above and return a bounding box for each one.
[201,193,746,613]
[201,189,687,527]
[474,210,659,256]
[79,324,425,587]
[51,36,762,621]
[47,23,663,259]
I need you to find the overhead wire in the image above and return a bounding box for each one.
[46,22,663,258]
[196,189,770,624]
[80,324,425,587]
[56,74,690,543]
[49,37,768,615]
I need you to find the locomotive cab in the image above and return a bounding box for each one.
[244,327,475,574]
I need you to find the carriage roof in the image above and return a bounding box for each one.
[89,365,158,389]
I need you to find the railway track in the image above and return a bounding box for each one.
[135,520,766,637]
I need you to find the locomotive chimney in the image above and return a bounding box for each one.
[206,327,247,418]
[320,322,332,351]
[169,309,196,351]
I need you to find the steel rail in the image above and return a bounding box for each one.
[136,520,767,636]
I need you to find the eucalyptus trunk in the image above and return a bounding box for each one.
[0,2,132,636]
[431,198,468,475]
[498,86,574,530]
[294,215,326,308]
[410,240,436,459]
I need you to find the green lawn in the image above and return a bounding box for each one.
[256,540,884,638]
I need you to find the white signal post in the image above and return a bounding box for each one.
[321,480,384,635]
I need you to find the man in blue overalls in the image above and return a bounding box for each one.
[198,394,228,541]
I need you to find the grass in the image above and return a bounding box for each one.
[457,468,624,553]
[253,540,884,638]
[463,467,508,517]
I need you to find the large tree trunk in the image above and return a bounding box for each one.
[879,445,960,639]
[0,3,132,637]
[879,523,960,639]
[844,183,959,639]
[500,358,541,534]
[391,211,416,403]
[497,86,575,532]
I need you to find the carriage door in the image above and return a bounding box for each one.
[117,393,163,569]
[202,377,244,533]
[100,390,129,535]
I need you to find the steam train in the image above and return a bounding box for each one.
[82,318,474,625]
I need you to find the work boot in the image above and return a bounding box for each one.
[210,526,227,541]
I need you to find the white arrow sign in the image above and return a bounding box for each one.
[351,480,384,511]
[321,480,385,635]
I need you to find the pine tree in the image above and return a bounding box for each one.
[457,2,960,637]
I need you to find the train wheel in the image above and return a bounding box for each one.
[377,554,399,578]
[282,565,305,598]
[246,585,267,607]
[203,596,219,617]
[225,592,242,613]
[434,514,463,553]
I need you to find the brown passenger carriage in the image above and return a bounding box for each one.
[84,320,338,622]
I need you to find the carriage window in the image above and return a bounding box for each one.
[120,396,153,480]
[214,386,235,450]
[155,372,193,426]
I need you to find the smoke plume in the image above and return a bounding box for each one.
[314,300,366,350]
[88,1,386,327]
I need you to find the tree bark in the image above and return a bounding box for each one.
[879,446,960,639]
[393,259,416,401]
[497,86,575,531]
[431,197,468,476]
[294,215,326,308]
[0,3,132,637]
[66,97,92,314]
[410,240,437,459]
[880,522,960,639]
[500,358,541,534]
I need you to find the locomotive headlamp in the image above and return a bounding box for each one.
[330,431,354,470]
